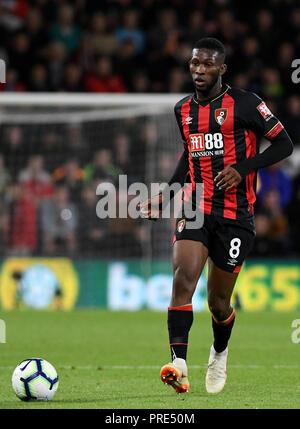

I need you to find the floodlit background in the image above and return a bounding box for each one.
[0,0,299,311]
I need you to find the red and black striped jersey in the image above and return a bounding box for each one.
[174,84,284,220]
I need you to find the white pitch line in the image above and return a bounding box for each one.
[0,364,299,370]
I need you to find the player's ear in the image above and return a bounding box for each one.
[220,63,227,76]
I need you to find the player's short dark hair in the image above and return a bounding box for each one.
[194,38,226,61]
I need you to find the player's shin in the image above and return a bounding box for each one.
[168,304,193,361]
[211,307,236,353]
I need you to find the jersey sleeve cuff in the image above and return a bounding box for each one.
[264,121,284,140]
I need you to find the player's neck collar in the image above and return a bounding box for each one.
[193,84,230,105]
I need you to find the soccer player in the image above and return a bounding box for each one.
[140,38,293,394]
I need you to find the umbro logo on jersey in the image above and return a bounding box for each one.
[185,116,193,124]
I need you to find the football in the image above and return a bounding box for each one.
[12,358,59,401]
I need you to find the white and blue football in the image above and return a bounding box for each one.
[12,358,59,401]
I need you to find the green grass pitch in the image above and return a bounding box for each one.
[0,309,299,409]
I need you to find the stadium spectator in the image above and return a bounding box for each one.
[78,185,110,256]
[2,126,27,180]
[249,210,274,257]
[46,41,67,91]
[112,133,137,183]
[231,72,250,90]
[6,183,38,255]
[130,69,150,92]
[8,32,32,83]
[79,7,118,64]
[257,162,293,209]
[27,63,49,92]
[86,12,119,56]
[49,4,82,54]
[53,158,85,203]
[108,192,147,258]
[167,67,189,93]
[261,68,284,101]
[84,149,121,184]
[65,123,89,163]
[41,131,65,173]
[61,62,84,92]
[18,154,55,202]
[84,55,126,93]
[146,8,180,91]
[250,189,290,257]
[0,199,9,254]
[72,33,95,74]
[115,9,145,54]
[237,36,263,93]
[22,7,49,59]
[277,42,295,95]
[0,68,26,92]
[185,10,207,44]
[254,9,275,63]
[0,154,11,198]
[40,185,78,255]
[213,9,241,49]
[0,0,29,32]
[281,96,300,146]
[288,7,300,45]
[116,39,142,91]
[148,7,179,55]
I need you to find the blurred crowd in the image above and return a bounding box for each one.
[0,0,299,96]
[0,0,299,258]
[0,120,151,257]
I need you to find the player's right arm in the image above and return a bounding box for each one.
[139,148,189,220]
[140,102,190,220]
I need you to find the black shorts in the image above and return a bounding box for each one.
[173,213,256,273]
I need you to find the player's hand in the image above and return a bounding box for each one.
[214,166,242,190]
[138,194,163,221]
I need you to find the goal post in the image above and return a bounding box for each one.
[0,92,187,261]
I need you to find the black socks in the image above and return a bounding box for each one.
[167,304,193,361]
[212,309,236,353]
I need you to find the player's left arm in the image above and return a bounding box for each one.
[215,94,294,190]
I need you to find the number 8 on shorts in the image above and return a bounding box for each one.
[229,238,241,259]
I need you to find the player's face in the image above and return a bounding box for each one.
[189,48,226,94]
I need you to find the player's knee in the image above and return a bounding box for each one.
[208,296,230,322]
[173,265,196,297]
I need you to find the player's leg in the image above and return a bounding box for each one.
[207,260,238,354]
[205,260,239,393]
[161,239,208,394]
[169,239,208,357]
[204,217,255,393]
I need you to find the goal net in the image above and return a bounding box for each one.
[0,93,185,260]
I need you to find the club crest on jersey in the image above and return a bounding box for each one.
[177,219,186,233]
[215,108,228,125]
